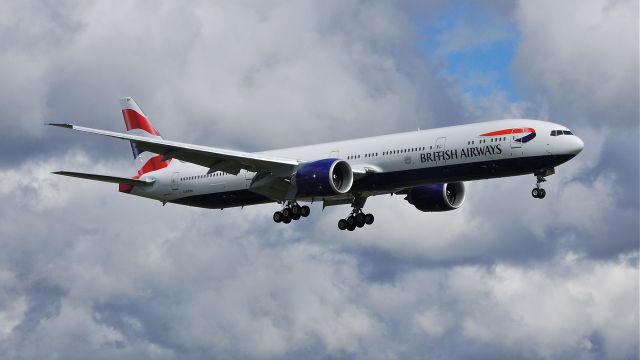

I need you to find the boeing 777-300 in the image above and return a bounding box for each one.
[51,97,584,231]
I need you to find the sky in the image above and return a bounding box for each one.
[0,0,638,359]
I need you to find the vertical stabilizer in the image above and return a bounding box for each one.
[120,97,171,177]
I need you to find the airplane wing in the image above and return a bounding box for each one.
[49,123,300,175]
[52,171,155,186]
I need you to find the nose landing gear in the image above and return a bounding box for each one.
[273,202,311,224]
[531,169,554,199]
[531,186,546,199]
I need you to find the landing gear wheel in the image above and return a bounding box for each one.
[291,212,301,221]
[355,212,365,225]
[291,204,301,216]
[532,188,539,198]
[273,211,283,223]
[282,216,291,224]
[365,213,374,225]
[347,224,356,231]
[338,219,347,230]
[347,216,356,226]
[300,205,311,217]
[282,207,292,218]
[538,188,546,199]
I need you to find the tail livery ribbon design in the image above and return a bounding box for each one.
[120,97,170,177]
[480,128,536,143]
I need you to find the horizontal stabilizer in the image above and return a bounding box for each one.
[52,171,155,186]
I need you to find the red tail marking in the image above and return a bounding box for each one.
[135,155,171,178]
[122,109,161,136]
[119,183,134,193]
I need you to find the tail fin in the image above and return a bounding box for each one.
[120,97,171,177]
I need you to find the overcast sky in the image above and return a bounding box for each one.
[0,0,638,359]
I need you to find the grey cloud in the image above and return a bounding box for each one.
[0,148,637,359]
[12,279,68,336]
[0,0,638,359]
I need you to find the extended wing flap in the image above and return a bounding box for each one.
[49,123,299,174]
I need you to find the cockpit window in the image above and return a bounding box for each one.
[551,129,574,136]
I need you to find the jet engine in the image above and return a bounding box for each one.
[404,182,466,212]
[295,159,353,197]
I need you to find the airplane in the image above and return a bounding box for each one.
[50,97,584,231]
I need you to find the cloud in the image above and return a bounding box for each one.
[0,0,462,162]
[0,0,637,359]
[513,0,639,128]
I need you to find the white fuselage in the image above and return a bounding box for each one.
[130,119,584,208]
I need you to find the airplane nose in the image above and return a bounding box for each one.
[571,136,584,155]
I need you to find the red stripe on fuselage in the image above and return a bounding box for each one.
[480,128,535,137]
[122,109,161,136]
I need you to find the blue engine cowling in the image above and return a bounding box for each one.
[295,159,354,197]
[404,182,466,212]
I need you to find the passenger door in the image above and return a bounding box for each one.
[171,172,180,191]
[435,137,447,165]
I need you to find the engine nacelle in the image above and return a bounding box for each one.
[295,159,353,197]
[405,182,466,212]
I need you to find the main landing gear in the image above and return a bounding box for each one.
[531,169,553,199]
[337,210,374,231]
[273,202,310,224]
[337,195,374,231]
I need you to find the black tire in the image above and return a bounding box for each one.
[365,213,374,225]
[539,189,546,199]
[301,205,311,217]
[283,217,291,224]
[292,212,301,220]
[355,212,365,224]
[291,205,301,216]
[532,188,539,198]
[338,219,347,230]
[273,211,283,223]
[347,216,356,226]
[347,224,356,231]
[282,207,292,218]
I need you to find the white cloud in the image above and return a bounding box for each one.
[513,0,639,127]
